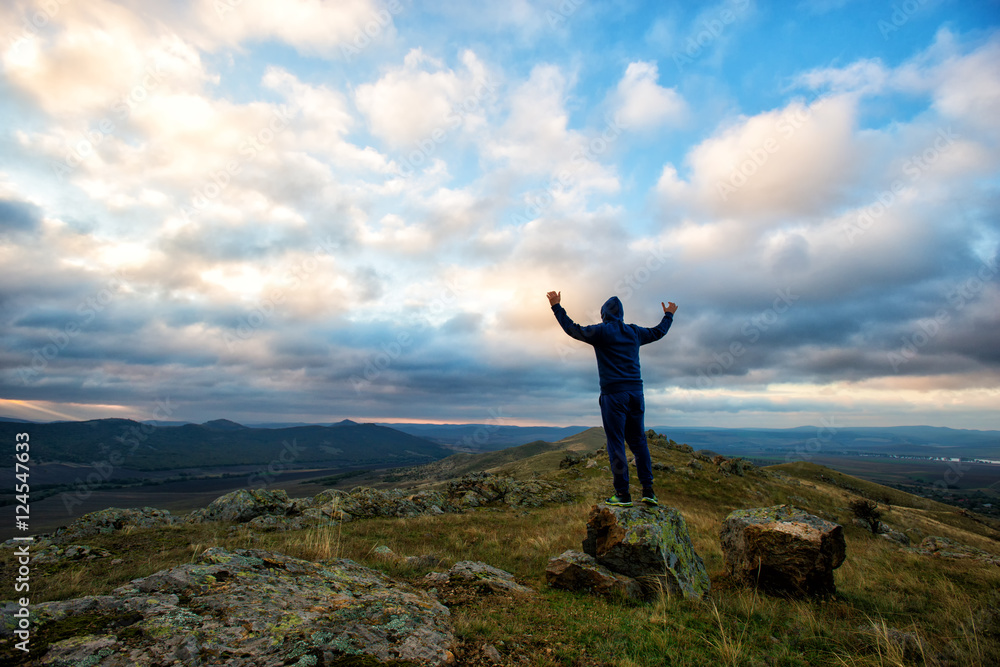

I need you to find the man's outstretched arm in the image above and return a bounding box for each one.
[547,291,593,343]
[637,300,677,344]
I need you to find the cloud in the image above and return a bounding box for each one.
[612,61,686,129]
[355,48,494,149]
[0,197,41,234]
[0,4,997,430]
[191,0,398,59]
[2,1,209,116]
[485,63,620,203]
[658,95,861,220]
[795,59,890,95]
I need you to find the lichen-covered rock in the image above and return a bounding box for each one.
[720,505,846,597]
[446,472,573,509]
[190,488,293,523]
[48,507,179,544]
[904,535,1000,565]
[545,549,646,601]
[582,504,710,600]
[241,514,310,532]
[374,545,446,569]
[318,487,456,520]
[426,561,534,596]
[718,457,752,476]
[2,547,456,666]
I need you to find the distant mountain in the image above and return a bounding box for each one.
[202,419,248,430]
[0,416,37,423]
[0,419,451,470]
[381,423,591,450]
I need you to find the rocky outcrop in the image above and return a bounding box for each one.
[48,507,179,544]
[720,505,846,596]
[190,488,294,523]
[717,456,753,476]
[904,535,1000,565]
[545,549,646,601]
[426,561,534,596]
[30,543,113,565]
[2,547,456,666]
[374,545,447,569]
[10,473,572,549]
[446,472,573,509]
[580,504,710,600]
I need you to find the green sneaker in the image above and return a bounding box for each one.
[606,494,633,507]
[641,489,659,506]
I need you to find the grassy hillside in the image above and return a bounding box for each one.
[6,429,999,666]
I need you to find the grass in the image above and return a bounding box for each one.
[4,436,999,666]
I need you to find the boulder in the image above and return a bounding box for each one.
[190,488,293,523]
[243,514,310,532]
[444,561,535,596]
[720,505,846,596]
[906,535,1000,565]
[46,507,179,544]
[545,549,646,601]
[1,547,456,666]
[446,472,573,508]
[582,504,710,600]
[424,561,533,596]
[373,545,446,569]
[718,457,751,476]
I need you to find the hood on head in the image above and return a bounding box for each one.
[601,296,623,322]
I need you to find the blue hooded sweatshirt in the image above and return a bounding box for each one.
[551,296,673,395]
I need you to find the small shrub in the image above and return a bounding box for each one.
[849,498,882,534]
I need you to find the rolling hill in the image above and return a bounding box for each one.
[5,425,998,665]
[0,418,451,471]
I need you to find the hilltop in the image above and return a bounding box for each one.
[2,429,998,665]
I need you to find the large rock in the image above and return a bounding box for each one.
[906,535,1000,565]
[46,507,179,544]
[2,547,455,666]
[427,560,534,596]
[720,505,846,596]
[581,504,710,600]
[545,549,646,601]
[447,472,573,508]
[190,488,294,523]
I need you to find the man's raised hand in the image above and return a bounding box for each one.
[547,291,561,306]
[663,301,677,314]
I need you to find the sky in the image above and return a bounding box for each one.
[1,0,998,430]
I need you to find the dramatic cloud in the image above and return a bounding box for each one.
[0,1,997,429]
